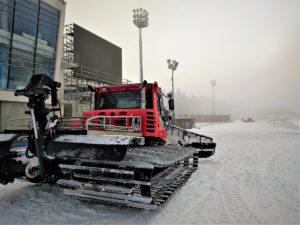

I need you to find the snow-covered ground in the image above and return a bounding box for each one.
[0,121,299,225]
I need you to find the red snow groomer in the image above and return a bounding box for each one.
[0,75,216,210]
[82,81,168,143]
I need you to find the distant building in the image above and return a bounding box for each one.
[176,114,232,123]
[72,23,122,84]
[0,0,66,129]
[62,23,122,116]
[0,1,124,128]
[175,118,196,129]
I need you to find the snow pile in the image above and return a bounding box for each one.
[0,134,16,142]
[270,119,300,130]
[0,121,299,225]
[287,118,300,129]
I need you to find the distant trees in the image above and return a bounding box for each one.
[174,88,230,115]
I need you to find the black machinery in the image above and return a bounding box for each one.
[0,74,216,210]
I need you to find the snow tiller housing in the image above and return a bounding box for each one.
[0,74,216,210]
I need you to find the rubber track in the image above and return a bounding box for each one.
[66,163,198,210]
[59,145,200,210]
[125,145,198,166]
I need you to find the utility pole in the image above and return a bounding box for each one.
[167,59,179,124]
[211,80,216,122]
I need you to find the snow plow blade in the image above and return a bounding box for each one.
[46,135,132,161]
[191,142,216,158]
[167,125,216,158]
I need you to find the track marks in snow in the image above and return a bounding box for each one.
[174,160,225,224]
[255,144,300,224]
[192,121,300,224]
[215,161,263,224]
[0,121,299,225]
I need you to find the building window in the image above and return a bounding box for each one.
[0,0,13,33]
[0,43,9,89]
[35,53,55,77]
[35,2,59,79]
[39,2,59,48]
[8,47,35,89]
[13,0,39,37]
[0,0,60,90]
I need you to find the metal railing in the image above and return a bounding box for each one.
[59,116,141,133]
[86,116,141,132]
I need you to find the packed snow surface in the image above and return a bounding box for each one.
[0,121,299,225]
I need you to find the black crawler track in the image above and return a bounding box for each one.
[64,166,198,210]
[140,165,198,209]
[57,145,203,210]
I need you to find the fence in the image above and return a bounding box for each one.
[176,114,232,123]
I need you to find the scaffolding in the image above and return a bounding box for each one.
[64,68,105,103]
[63,24,123,105]
[63,24,79,66]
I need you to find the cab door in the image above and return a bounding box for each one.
[156,94,168,141]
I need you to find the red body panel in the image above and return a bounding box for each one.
[82,82,168,142]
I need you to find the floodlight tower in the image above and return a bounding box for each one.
[133,8,149,82]
[167,59,179,124]
[211,80,216,122]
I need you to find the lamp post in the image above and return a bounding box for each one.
[133,8,149,83]
[167,59,179,124]
[211,80,216,122]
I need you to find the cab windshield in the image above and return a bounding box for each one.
[96,91,141,109]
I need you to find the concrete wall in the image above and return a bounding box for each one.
[0,100,63,130]
[0,101,28,130]
[63,103,91,117]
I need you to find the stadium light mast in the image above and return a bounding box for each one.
[133,8,149,83]
[167,59,179,124]
[211,80,216,122]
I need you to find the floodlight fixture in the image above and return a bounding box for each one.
[211,80,216,87]
[133,8,149,29]
[168,59,179,71]
[167,59,179,124]
[211,80,216,122]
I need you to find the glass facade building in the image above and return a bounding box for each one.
[0,0,60,90]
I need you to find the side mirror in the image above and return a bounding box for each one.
[168,99,174,111]
[87,85,94,92]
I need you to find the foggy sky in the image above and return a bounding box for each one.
[65,0,299,118]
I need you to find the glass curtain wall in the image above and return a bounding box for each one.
[35,2,59,77]
[0,0,59,90]
[9,0,38,89]
[0,0,13,88]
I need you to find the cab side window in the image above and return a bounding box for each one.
[156,94,165,125]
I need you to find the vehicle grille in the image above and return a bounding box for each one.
[146,111,155,133]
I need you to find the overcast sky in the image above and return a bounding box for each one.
[65,0,299,117]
